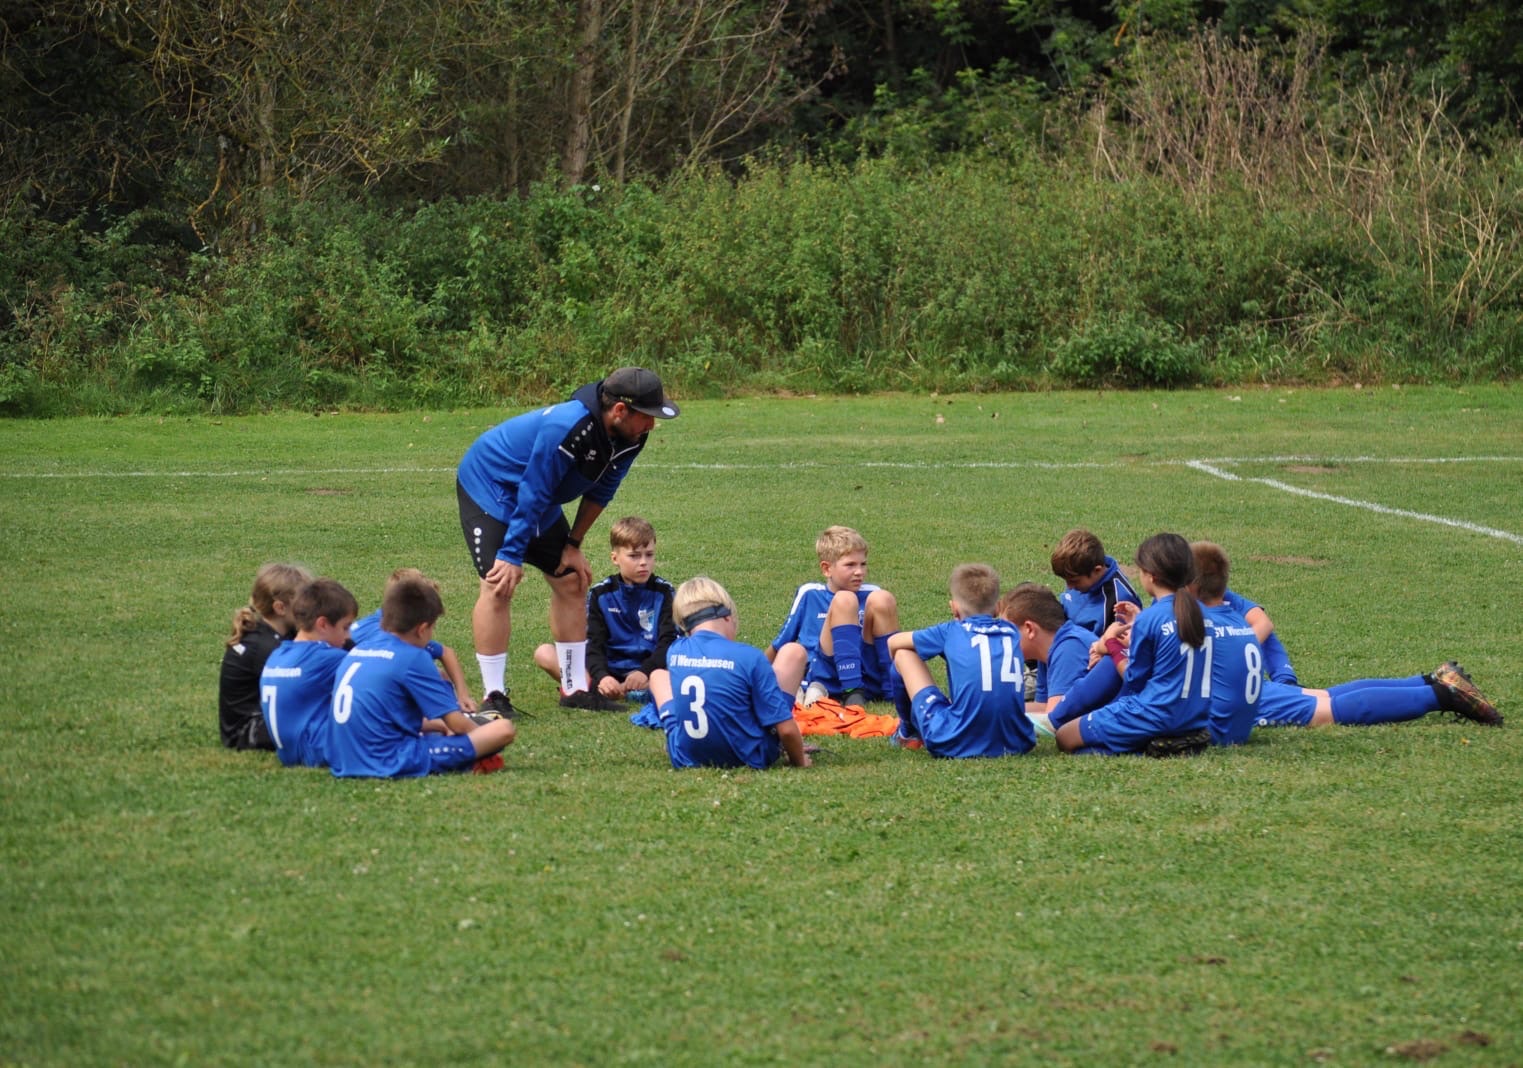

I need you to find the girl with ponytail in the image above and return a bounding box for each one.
[1054,533,1211,755]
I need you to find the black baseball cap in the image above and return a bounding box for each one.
[602,367,679,419]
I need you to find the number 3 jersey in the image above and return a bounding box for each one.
[909,615,1035,758]
[659,630,796,770]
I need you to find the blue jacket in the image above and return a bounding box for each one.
[456,381,648,566]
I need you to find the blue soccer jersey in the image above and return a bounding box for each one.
[260,639,348,768]
[1036,620,1098,703]
[327,631,462,779]
[1201,603,1264,746]
[587,573,677,681]
[1060,556,1142,635]
[659,630,797,770]
[1221,589,1298,683]
[351,609,444,661]
[769,582,885,693]
[908,615,1034,759]
[1077,594,1210,753]
[456,381,647,568]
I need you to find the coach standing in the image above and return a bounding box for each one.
[457,367,679,717]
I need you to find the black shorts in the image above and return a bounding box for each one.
[457,480,572,579]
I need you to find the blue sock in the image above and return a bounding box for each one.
[831,625,864,692]
[873,635,893,696]
[893,683,918,737]
[1328,678,1436,724]
[1050,662,1124,731]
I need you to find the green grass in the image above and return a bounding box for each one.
[2,385,1521,1065]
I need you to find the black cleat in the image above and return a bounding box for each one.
[559,688,627,712]
[480,690,528,721]
[1142,729,1211,758]
[1432,662,1502,726]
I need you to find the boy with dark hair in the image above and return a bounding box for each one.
[328,575,516,779]
[997,582,1118,738]
[350,568,481,716]
[533,515,676,704]
[1191,543,1299,684]
[768,525,900,710]
[886,564,1035,759]
[1190,541,1501,739]
[1050,528,1142,636]
[260,578,359,768]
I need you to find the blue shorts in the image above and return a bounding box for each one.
[905,686,949,739]
[1077,697,1186,754]
[426,734,479,774]
[1252,681,1317,727]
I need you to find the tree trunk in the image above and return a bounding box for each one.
[562,0,603,185]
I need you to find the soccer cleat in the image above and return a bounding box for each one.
[801,680,829,707]
[559,688,627,712]
[889,724,924,750]
[471,753,504,775]
[1027,710,1056,738]
[1432,662,1502,726]
[1142,729,1211,758]
[841,688,868,710]
[466,711,503,728]
[481,689,528,721]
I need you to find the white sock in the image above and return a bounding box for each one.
[556,641,588,693]
[477,653,507,697]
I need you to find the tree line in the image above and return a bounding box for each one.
[2,2,1520,413]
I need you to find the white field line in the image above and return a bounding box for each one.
[2,454,1520,479]
[1186,459,1523,546]
[4,453,1521,544]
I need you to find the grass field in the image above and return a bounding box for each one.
[2,385,1521,1065]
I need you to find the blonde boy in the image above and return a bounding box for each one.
[767,525,900,709]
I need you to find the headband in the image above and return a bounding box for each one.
[679,603,732,634]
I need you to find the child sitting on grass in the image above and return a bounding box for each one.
[351,568,481,717]
[1055,533,1210,756]
[887,564,1035,758]
[219,562,312,751]
[1050,528,1142,636]
[767,525,900,709]
[1190,541,1501,742]
[328,574,516,779]
[651,576,810,771]
[533,515,676,705]
[259,578,358,768]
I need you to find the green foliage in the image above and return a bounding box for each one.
[1049,313,1206,387]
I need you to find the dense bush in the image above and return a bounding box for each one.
[4,34,1520,415]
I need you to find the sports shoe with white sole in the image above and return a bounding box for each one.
[801,680,829,707]
[1027,710,1056,739]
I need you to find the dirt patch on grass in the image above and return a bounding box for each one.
[1385,1038,1447,1060]
[1284,464,1339,474]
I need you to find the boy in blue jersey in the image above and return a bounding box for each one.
[1218,588,1298,684]
[767,525,900,709]
[259,578,359,768]
[1050,529,1143,636]
[1191,541,1501,736]
[534,516,675,703]
[457,367,679,718]
[887,564,1035,759]
[328,575,516,779]
[650,577,810,770]
[351,568,480,716]
[997,582,1121,739]
[1057,534,1211,755]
